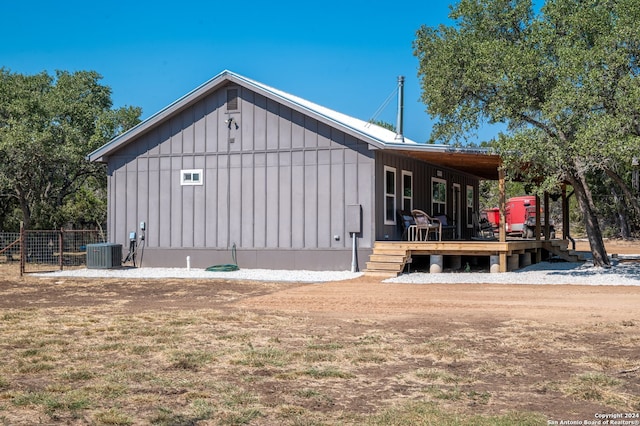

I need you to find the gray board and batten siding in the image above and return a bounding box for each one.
[91,70,489,271]
[104,82,376,270]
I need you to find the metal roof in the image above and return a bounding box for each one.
[88,70,501,179]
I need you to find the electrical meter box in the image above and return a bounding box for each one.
[346,204,362,234]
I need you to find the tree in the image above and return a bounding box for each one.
[369,119,396,132]
[413,0,640,267]
[0,69,141,230]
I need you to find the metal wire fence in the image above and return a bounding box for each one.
[0,229,106,274]
[0,232,20,264]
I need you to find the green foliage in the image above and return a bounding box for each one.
[368,119,396,132]
[0,68,141,230]
[479,180,527,210]
[414,0,640,260]
[59,177,108,230]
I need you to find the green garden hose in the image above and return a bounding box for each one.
[205,243,239,272]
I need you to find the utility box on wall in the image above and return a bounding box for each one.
[346,204,362,234]
[86,243,122,269]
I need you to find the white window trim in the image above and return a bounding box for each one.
[401,170,413,212]
[431,177,447,216]
[466,185,474,228]
[384,166,397,225]
[452,183,461,237]
[181,169,203,186]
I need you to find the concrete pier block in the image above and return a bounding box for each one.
[507,255,519,271]
[519,252,532,267]
[430,254,444,273]
[490,255,500,273]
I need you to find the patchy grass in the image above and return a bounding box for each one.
[561,372,640,410]
[368,401,546,425]
[0,276,639,424]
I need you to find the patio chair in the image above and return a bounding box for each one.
[410,209,442,241]
[396,210,416,241]
[472,212,497,240]
[435,214,456,240]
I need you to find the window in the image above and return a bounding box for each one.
[402,171,413,212]
[384,166,396,224]
[431,178,447,216]
[466,185,474,227]
[181,169,203,186]
[226,88,238,111]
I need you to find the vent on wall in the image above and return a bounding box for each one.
[227,88,238,110]
[86,243,122,269]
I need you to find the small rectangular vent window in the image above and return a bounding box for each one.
[181,169,203,186]
[227,88,238,111]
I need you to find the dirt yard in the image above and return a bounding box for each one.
[0,239,639,425]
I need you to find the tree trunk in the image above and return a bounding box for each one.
[16,187,31,230]
[569,173,611,267]
[611,185,631,239]
[604,168,640,227]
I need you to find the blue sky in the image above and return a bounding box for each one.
[3,1,497,143]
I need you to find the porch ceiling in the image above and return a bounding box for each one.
[389,149,502,180]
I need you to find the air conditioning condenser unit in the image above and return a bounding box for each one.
[86,243,122,269]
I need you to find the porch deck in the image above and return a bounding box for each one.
[364,239,585,278]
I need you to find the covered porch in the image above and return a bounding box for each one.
[365,144,581,277]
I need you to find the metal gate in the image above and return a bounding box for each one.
[0,228,106,275]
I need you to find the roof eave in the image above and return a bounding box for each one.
[380,143,502,180]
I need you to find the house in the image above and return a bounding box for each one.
[88,70,501,271]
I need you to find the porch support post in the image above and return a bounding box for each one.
[534,193,542,262]
[544,192,550,240]
[562,184,569,240]
[497,168,508,272]
[535,194,541,241]
[498,168,506,243]
[499,253,507,272]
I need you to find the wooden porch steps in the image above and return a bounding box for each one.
[363,243,411,278]
[543,240,587,262]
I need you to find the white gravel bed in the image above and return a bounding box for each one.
[385,256,640,286]
[34,256,640,286]
[36,267,364,283]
